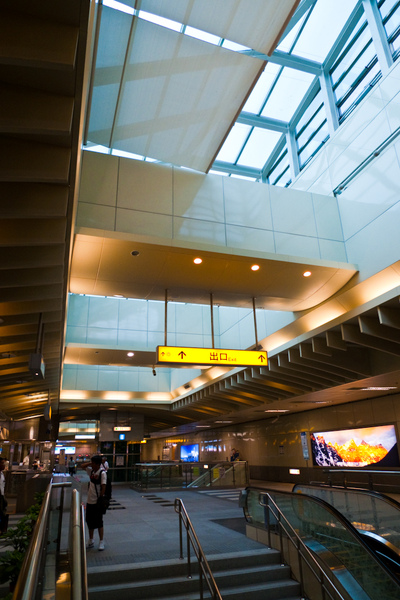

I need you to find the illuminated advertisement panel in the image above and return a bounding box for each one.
[310,425,399,467]
[180,443,199,462]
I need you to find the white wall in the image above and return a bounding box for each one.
[77,150,346,264]
[292,60,400,282]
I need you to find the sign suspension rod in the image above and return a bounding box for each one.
[252,297,259,350]
[164,289,168,347]
[210,293,215,349]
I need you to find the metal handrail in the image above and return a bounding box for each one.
[13,478,87,600]
[174,498,222,600]
[323,469,400,492]
[71,489,88,600]
[13,485,53,600]
[258,492,349,600]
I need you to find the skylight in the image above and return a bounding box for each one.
[88,0,399,186]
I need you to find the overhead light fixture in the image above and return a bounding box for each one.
[215,420,232,423]
[127,352,134,357]
[360,386,397,391]
[75,434,95,439]
[265,409,289,413]
[131,250,140,256]
[114,294,124,298]
[251,264,260,271]
[303,271,312,277]
[196,425,210,428]
[193,257,202,264]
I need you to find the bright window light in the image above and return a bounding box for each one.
[237,128,282,169]
[184,26,221,45]
[242,62,281,114]
[216,123,251,163]
[222,40,250,52]
[261,67,315,122]
[103,0,134,15]
[138,10,181,32]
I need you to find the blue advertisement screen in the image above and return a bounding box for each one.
[180,443,199,462]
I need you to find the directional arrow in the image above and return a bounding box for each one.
[258,354,266,363]
[178,351,187,359]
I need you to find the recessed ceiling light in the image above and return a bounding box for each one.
[251,264,260,271]
[131,250,140,256]
[193,257,202,264]
[127,352,134,357]
[114,294,124,298]
[215,420,232,423]
[265,409,289,413]
[360,386,397,391]
[303,270,312,277]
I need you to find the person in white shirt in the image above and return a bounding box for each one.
[101,456,109,471]
[22,454,30,466]
[80,455,107,551]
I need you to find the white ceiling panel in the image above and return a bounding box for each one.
[100,17,264,172]
[137,0,300,55]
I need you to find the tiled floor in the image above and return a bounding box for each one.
[82,482,266,569]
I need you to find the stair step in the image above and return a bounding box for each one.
[87,548,281,586]
[89,563,292,596]
[144,579,301,600]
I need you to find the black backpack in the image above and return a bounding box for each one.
[91,468,112,512]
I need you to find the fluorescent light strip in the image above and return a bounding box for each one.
[102,0,250,52]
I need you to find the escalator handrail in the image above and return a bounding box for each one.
[245,486,400,589]
[293,482,400,511]
[257,491,350,600]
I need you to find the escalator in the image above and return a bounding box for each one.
[293,483,400,580]
[243,486,400,600]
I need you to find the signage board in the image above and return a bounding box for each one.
[157,346,267,367]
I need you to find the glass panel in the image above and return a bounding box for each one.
[277,11,309,53]
[237,128,282,169]
[331,15,381,122]
[379,0,400,40]
[266,148,290,186]
[293,485,400,553]
[292,0,359,62]
[298,117,329,168]
[245,488,400,600]
[242,62,281,114]
[260,67,315,122]
[215,123,251,163]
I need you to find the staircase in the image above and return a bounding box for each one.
[88,548,302,600]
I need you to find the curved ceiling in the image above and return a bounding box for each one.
[69,234,357,311]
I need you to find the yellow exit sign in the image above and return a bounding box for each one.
[157,346,267,367]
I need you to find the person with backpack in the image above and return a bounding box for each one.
[80,455,107,551]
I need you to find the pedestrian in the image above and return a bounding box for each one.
[230,448,240,462]
[80,455,107,551]
[0,456,8,534]
[68,456,76,475]
[101,455,109,471]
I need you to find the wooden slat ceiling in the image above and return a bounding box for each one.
[2,0,400,437]
[0,0,92,420]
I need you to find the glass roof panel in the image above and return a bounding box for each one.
[237,128,282,168]
[242,62,281,114]
[215,123,251,162]
[260,67,315,121]
[184,26,221,45]
[138,10,181,32]
[292,0,359,62]
[277,10,310,52]
[221,39,250,51]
